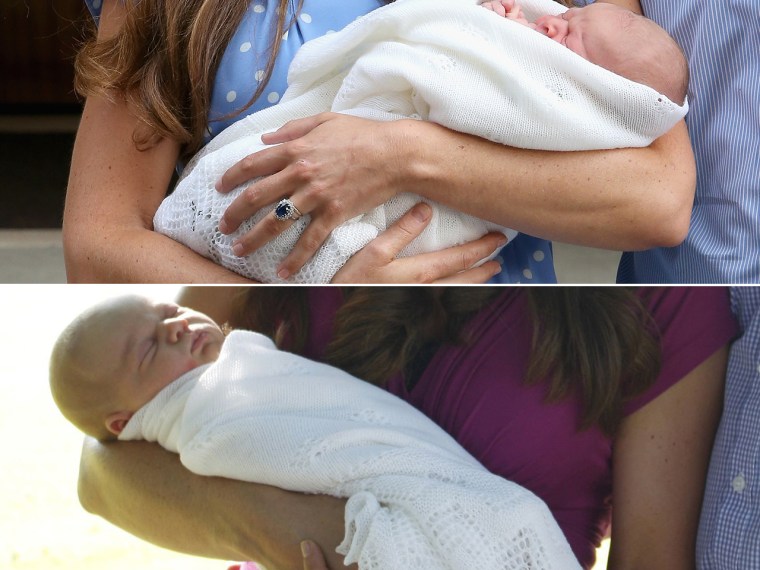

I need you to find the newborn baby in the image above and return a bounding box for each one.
[50,294,582,569]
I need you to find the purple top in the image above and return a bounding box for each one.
[301,287,738,568]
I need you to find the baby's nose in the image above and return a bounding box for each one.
[164,318,190,342]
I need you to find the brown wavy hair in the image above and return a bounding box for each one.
[75,0,300,160]
[231,287,661,435]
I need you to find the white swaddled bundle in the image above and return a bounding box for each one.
[119,330,582,570]
[154,0,688,282]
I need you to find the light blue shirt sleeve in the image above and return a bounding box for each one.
[697,288,760,568]
[618,1,760,283]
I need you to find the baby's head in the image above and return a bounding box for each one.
[535,3,688,105]
[49,295,225,440]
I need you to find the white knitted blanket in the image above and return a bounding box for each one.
[119,330,581,570]
[154,0,687,282]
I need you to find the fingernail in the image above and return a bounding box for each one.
[412,203,432,222]
[215,180,223,192]
[300,541,311,557]
[232,242,244,256]
[219,220,229,234]
[277,267,290,280]
[497,235,508,246]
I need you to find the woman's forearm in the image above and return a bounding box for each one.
[392,119,695,250]
[63,91,252,283]
[78,438,352,570]
[63,222,252,283]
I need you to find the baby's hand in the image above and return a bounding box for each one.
[481,0,533,27]
[481,0,513,18]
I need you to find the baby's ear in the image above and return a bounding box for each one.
[105,411,134,436]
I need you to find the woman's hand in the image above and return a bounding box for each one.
[331,203,506,283]
[215,113,405,277]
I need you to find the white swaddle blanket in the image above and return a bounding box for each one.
[119,330,581,570]
[154,0,688,282]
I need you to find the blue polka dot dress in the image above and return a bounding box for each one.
[83,0,556,283]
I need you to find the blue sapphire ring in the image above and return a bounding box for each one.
[273,198,303,222]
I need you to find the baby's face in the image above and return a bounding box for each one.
[534,3,627,63]
[88,296,226,409]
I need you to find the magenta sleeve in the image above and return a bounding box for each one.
[623,287,739,416]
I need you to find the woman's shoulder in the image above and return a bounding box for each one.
[624,286,739,415]
[637,286,737,338]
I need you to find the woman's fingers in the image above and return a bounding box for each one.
[261,113,335,146]
[332,204,507,283]
[408,233,506,283]
[275,215,339,280]
[435,260,503,284]
[218,166,300,239]
[217,113,338,196]
[301,540,331,570]
[216,144,290,195]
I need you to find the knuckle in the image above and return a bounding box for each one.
[415,268,436,283]
[304,227,328,250]
[460,248,479,270]
[241,155,257,172]
[362,240,389,260]
[242,186,258,206]
[322,199,344,219]
[263,218,284,240]
[291,158,312,181]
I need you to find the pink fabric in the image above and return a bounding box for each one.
[301,287,738,569]
[227,562,261,570]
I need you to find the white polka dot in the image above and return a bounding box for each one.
[92,0,102,8]
[255,70,265,82]
[300,12,312,23]
[253,4,265,13]
[240,42,252,53]
[267,92,281,104]
[226,91,237,103]
[732,473,746,493]
[282,30,289,41]
[533,250,545,262]
[325,29,336,35]
[522,269,533,280]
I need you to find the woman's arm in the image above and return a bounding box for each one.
[608,345,728,569]
[78,438,354,570]
[64,0,504,284]
[215,0,693,275]
[218,110,694,276]
[63,0,253,283]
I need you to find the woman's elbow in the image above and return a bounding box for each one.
[62,224,96,283]
[77,441,103,515]
[638,177,694,249]
[651,207,691,248]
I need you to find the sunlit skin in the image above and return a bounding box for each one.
[54,296,226,437]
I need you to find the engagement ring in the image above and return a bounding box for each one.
[273,198,303,221]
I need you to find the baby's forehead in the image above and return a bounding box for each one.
[75,296,154,346]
